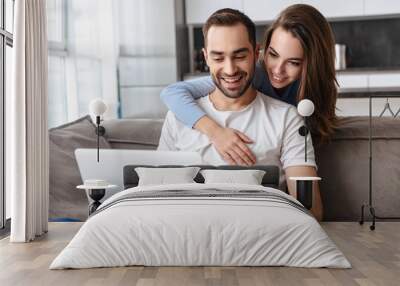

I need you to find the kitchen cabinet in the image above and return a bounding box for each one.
[186,0,400,25]
[368,72,400,88]
[243,0,299,23]
[244,0,364,22]
[336,73,368,89]
[335,98,400,116]
[364,0,400,16]
[336,71,400,117]
[187,0,365,24]
[186,0,243,25]
[336,71,400,90]
[302,0,364,18]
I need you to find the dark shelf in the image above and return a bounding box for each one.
[338,87,400,98]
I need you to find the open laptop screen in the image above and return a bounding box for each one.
[75,149,202,199]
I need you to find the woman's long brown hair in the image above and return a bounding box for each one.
[262,4,338,143]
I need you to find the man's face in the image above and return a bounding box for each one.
[203,24,258,99]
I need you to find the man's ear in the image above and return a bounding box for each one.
[202,48,210,66]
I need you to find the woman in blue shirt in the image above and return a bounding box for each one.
[160,4,338,166]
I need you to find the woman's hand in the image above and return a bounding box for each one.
[210,127,256,165]
[195,116,256,166]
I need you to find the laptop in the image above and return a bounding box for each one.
[75,148,203,199]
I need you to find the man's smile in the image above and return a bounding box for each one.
[220,74,245,90]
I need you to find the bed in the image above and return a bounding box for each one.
[50,165,350,269]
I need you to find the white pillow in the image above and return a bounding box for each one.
[200,169,266,185]
[135,167,200,186]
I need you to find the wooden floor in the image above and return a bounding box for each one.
[0,222,399,286]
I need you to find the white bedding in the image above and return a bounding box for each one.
[50,183,351,269]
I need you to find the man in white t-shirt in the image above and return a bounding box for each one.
[158,9,322,220]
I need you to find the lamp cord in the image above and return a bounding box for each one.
[97,124,100,162]
[304,118,308,162]
[96,114,100,162]
[305,132,307,162]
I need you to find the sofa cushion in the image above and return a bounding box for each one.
[102,118,163,149]
[49,115,111,221]
[316,116,400,220]
[333,116,400,139]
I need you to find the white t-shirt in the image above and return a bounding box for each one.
[158,92,316,184]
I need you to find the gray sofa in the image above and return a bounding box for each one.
[49,115,400,221]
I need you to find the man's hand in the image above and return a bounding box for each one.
[194,116,256,166]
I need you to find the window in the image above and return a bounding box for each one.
[1,0,14,231]
[47,0,68,128]
[47,0,118,128]
[47,0,177,128]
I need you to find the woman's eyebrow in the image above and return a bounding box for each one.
[269,47,279,54]
[288,57,303,61]
[269,46,302,61]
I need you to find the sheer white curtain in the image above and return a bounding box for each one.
[9,0,49,242]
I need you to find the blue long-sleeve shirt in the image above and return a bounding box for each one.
[160,62,300,127]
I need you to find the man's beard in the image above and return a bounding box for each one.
[211,69,254,99]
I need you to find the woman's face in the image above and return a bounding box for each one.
[264,27,304,89]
